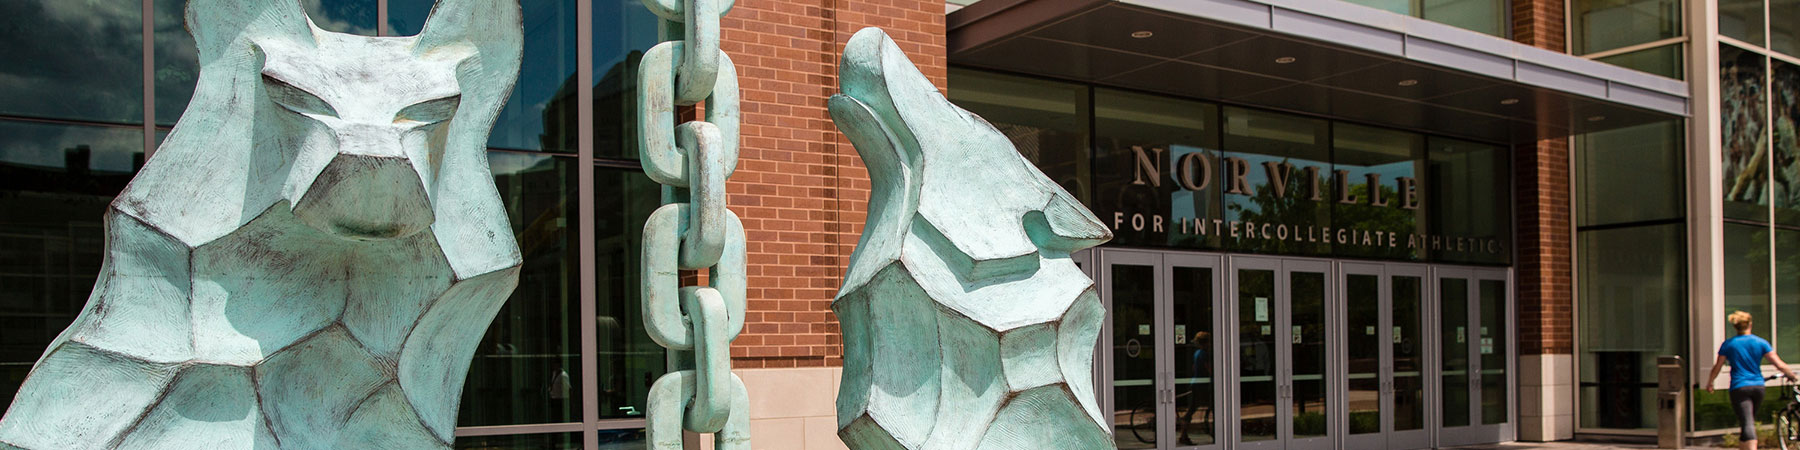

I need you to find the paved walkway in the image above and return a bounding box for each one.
[1444,443,1660,449]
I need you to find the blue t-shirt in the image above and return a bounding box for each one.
[1720,334,1775,389]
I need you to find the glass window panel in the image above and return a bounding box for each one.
[452,432,582,449]
[394,0,579,153]
[0,120,142,409]
[1776,0,1800,57]
[596,428,650,448]
[1577,224,1686,429]
[153,0,199,127]
[950,69,1092,204]
[1342,0,1413,15]
[1595,44,1685,80]
[593,165,664,420]
[1694,387,1744,430]
[1172,266,1215,446]
[1237,268,1278,442]
[1576,119,1685,227]
[155,0,394,126]
[1222,107,1330,255]
[303,0,377,35]
[1420,0,1507,37]
[1479,279,1508,425]
[1392,275,1426,431]
[1781,229,1800,362]
[1778,60,1800,224]
[1725,45,1772,222]
[0,1,142,123]
[592,0,663,161]
[1571,0,1683,55]
[1331,123,1425,260]
[1110,263,1157,449]
[1720,0,1768,47]
[1440,277,1471,427]
[1094,89,1221,249]
[1428,138,1512,265]
[460,152,582,426]
[1725,223,1774,344]
[1345,273,1381,435]
[1291,270,1328,437]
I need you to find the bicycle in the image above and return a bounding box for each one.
[1768,375,1800,450]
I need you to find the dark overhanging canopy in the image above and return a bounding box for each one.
[948,0,1690,144]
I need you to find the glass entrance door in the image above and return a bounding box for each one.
[1340,263,1431,450]
[1232,257,1334,450]
[1096,249,1513,449]
[1434,268,1514,446]
[1100,250,1223,450]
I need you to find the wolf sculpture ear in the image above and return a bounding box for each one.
[412,0,523,132]
[415,0,524,65]
[408,0,525,282]
[185,0,314,63]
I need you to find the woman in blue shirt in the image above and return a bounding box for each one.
[1707,311,1800,450]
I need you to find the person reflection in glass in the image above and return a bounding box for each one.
[1177,331,1212,445]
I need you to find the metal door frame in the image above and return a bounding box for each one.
[1339,262,1389,450]
[1228,255,1337,450]
[1432,265,1516,447]
[1093,249,1514,450]
[1168,252,1226,450]
[1279,258,1336,450]
[1228,256,1284,450]
[1097,249,1226,450]
[1100,249,1167,449]
[1387,263,1434,449]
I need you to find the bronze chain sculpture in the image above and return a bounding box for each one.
[633,0,753,448]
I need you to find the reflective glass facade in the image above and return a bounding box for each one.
[1717,36,1800,393]
[1574,119,1688,430]
[1573,0,1686,79]
[0,0,662,446]
[1342,0,1509,37]
[954,69,1514,265]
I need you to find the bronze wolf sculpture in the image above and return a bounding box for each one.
[829,28,1116,449]
[0,0,523,448]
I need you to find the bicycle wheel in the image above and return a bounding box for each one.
[1130,405,1157,444]
[1781,408,1800,450]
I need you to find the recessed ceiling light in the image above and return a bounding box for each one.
[1500,98,1520,105]
[1131,31,1154,39]
[1397,79,1419,86]
[1587,115,1606,122]
[1274,56,1297,64]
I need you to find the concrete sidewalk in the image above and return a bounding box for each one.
[1443,443,1660,449]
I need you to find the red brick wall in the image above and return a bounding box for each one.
[1511,0,1565,51]
[1511,0,1573,356]
[1514,137,1573,355]
[721,0,947,368]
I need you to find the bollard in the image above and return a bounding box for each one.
[1658,355,1685,449]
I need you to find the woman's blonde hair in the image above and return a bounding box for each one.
[1729,310,1754,332]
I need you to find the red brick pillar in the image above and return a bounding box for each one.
[1511,0,1575,441]
[721,0,946,370]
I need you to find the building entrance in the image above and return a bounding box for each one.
[1095,249,1513,449]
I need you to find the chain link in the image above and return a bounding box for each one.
[636,0,746,448]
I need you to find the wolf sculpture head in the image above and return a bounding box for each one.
[829,28,1116,449]
[0,1,523,449]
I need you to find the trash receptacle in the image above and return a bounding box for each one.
[1658,355,1685,449]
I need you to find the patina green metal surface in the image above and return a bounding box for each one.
[0,0,523,448]
[828,28,1117,450]
[636,0,751,448]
